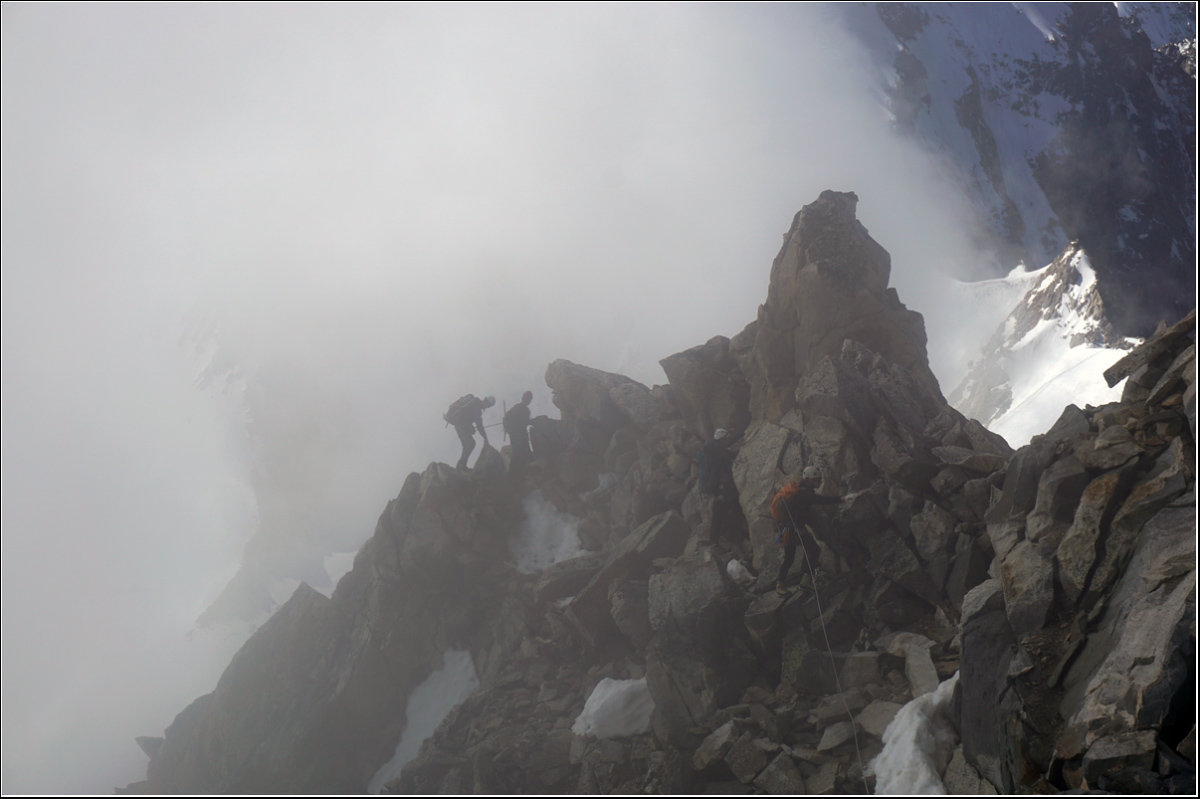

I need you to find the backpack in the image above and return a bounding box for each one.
[770,482,803,523]
[503,403,527,436]
[444,394,478,426]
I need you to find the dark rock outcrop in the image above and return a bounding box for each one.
[961,317,1197,794]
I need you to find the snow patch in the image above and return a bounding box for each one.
[725,559,754,584]
[1013,2,1064,42]
[990,350,1127,446]
[871,672,960,795]
[368,649,479,793]
[510,490,585,573]
[572,678,654,739]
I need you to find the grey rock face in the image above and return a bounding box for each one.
[957,314,1196,792]
[660,335,751,440]
[746,190,941,422]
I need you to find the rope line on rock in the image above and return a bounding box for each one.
[784,502,868,784]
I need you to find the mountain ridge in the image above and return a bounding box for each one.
[124,191,1196,795]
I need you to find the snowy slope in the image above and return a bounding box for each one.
[948,244,1139,446]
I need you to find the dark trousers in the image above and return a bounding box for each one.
[776,524,818,585]
[510,428,531,470]
[707,493,732,545]
[455,424,476,470]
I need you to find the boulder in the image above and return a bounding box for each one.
[545,359,643,432]
[837,652,882,689]
[945,529,992,610]
[816,721,856,752]
[871,421,937,492]
[731,421,791,572]
[534,553,605,607]
[866,532,940,608]
[931,445,1007,475]
[959,580,1019,792]
[781,630,844,696]
[943,746,997,794]
[647,549,731,637]
[1056,467,1134,606]
[753,751,806,793]
[1083,438,1190,608]
[881,632,940,698]
[908,501,957,588]
[1076,426,1143,471]
[645,552,755,747]
[999,540,1055,637]
[1023,455,1089,546]
[1060,504,1196,755]
[985,441,1056,560]
[692,720,737,775]
[1044,404,1092,442]
[856,701,903,738]
[566,511,691,648]
[608,381,663,431]
[660,335,751,439]
[724,733,774,784]
[1081,730,1158,791]
[1102,310,1195,387]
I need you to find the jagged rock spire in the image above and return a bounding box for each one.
[747,190,941,422]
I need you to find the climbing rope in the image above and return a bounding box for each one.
[783,502,869,784]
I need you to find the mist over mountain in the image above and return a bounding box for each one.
[1,2,1194,795]
[191,0,1198,637]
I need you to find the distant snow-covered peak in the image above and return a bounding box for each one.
[948,243,1139,446]
[998,243,1122,352]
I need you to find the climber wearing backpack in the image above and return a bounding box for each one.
[503,391,534,472]
[698,428,736,545]
[770,465,840,595]
[444,394,496,470]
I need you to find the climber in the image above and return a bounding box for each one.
[697,428,736,546]
[770,465,841,595]
[503,390,535,472]
[444,393,496,470]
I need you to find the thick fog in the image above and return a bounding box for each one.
[2,4,996,793]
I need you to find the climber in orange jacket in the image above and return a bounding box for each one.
[770,465,840,594]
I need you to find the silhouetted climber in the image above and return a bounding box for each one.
[770,465,840,595]
[504,390,534,472]
[698,428,736,546]
[444,394,495,470]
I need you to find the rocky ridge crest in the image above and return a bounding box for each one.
[126,191,1195,795]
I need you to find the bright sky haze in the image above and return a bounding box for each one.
[1,4,991,793]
